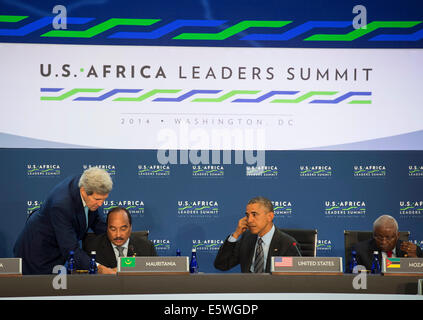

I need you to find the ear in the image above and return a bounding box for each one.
[268,211,274,222]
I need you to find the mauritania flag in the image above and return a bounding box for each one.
[121,257,136,268]
[386,258,401,268]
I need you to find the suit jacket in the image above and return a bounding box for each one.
[214,227,300,273]
[351,238,423,271]
[13,175,107,274]
[89,233,157,268]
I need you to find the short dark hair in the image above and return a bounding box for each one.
[106,206,132,226]
[247,196,274,213]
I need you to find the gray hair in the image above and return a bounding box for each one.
[247,196,274,213]
[78,167,113,195]
[373,215,399,232]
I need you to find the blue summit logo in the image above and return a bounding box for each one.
[246,165,278,177]
[177,200,219,217]
[271,200,293,218]
[324,201,366,217]
[103,200,145,217]
[27,164,61,176]
[138,164,170,177]
[192,239,224,251]
[409,165,423,177]
[399,201,423,217]
[152,239,171,251]
[83,164,116,175]
[300,165,332,177]
[353,165,386,177]
[192,165,224,177]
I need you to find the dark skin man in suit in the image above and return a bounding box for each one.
[214,196,299,273]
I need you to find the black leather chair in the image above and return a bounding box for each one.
[344,230,410,270]
[279,228,318,257]
[82,230,150,254]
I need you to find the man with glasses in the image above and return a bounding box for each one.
[351,215,422,271]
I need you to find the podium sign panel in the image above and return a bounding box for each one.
[271,257,343,274]
[382,257,423,275]
[0,258,22,276]
[118,256,189,274]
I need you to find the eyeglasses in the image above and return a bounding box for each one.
[374,234,397,242]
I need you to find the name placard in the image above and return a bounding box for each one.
[0,258,22,276]
[271,257,343,274]
[117,256,189,274]
[382,257,423,275]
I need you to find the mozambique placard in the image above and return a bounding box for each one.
[382,257,423,274]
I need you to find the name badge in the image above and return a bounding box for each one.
[382,257,423,275]
[271,257,343,274]
[0,258,22,276]
[118,256,189,274]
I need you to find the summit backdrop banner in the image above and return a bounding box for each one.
[1,44,422,150]
[0,0,422,273]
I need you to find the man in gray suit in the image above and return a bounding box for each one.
[214,196,300,273]
[88,206,157,274]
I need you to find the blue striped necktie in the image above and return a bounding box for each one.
[254,237,264,273]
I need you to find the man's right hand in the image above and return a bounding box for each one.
[97,264,117,274]
[232,216,248,239]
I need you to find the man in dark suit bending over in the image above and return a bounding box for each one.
[90,206,157,274]
[214,196,300,273]
[14,167,113,275]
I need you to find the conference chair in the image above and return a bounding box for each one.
[279,228,318,257]
[343,230,410,270]
[82,230,150,254]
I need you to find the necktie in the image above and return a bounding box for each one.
[387,251,392,257]
[116,246,125,257]
[254,237,264,273]
[84,206,89,229]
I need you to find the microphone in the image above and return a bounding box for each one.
[292,242,302,257]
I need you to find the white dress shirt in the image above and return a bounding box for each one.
[228,224,275,272]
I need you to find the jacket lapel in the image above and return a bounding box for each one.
[266,229,281,272]
[246,232,257,272]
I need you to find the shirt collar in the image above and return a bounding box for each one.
[259,224,275,245]
[80,191,87,208]
[111,238,130,250]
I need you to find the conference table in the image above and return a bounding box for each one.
[0,273,422,298]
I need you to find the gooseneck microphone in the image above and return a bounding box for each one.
[292,242,302,257]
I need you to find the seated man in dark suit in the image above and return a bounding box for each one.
[351,215,422,271]
[214,196,300,273]
[90,206,157,274]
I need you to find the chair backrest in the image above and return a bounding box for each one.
[82,230,150,254]
[279,228,318,257]
[344,230,410,269]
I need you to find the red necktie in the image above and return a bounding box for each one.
[387,251,392,257]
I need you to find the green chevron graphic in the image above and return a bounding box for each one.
[114,89,181,101]
[41,18,160,38]
[305,21,421,41]
[271,91,338,103]
[173,20,292,40]
[192,90,260,102]
[40,88,102,100]
[0,15,28,22]
[348,100,372,104]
